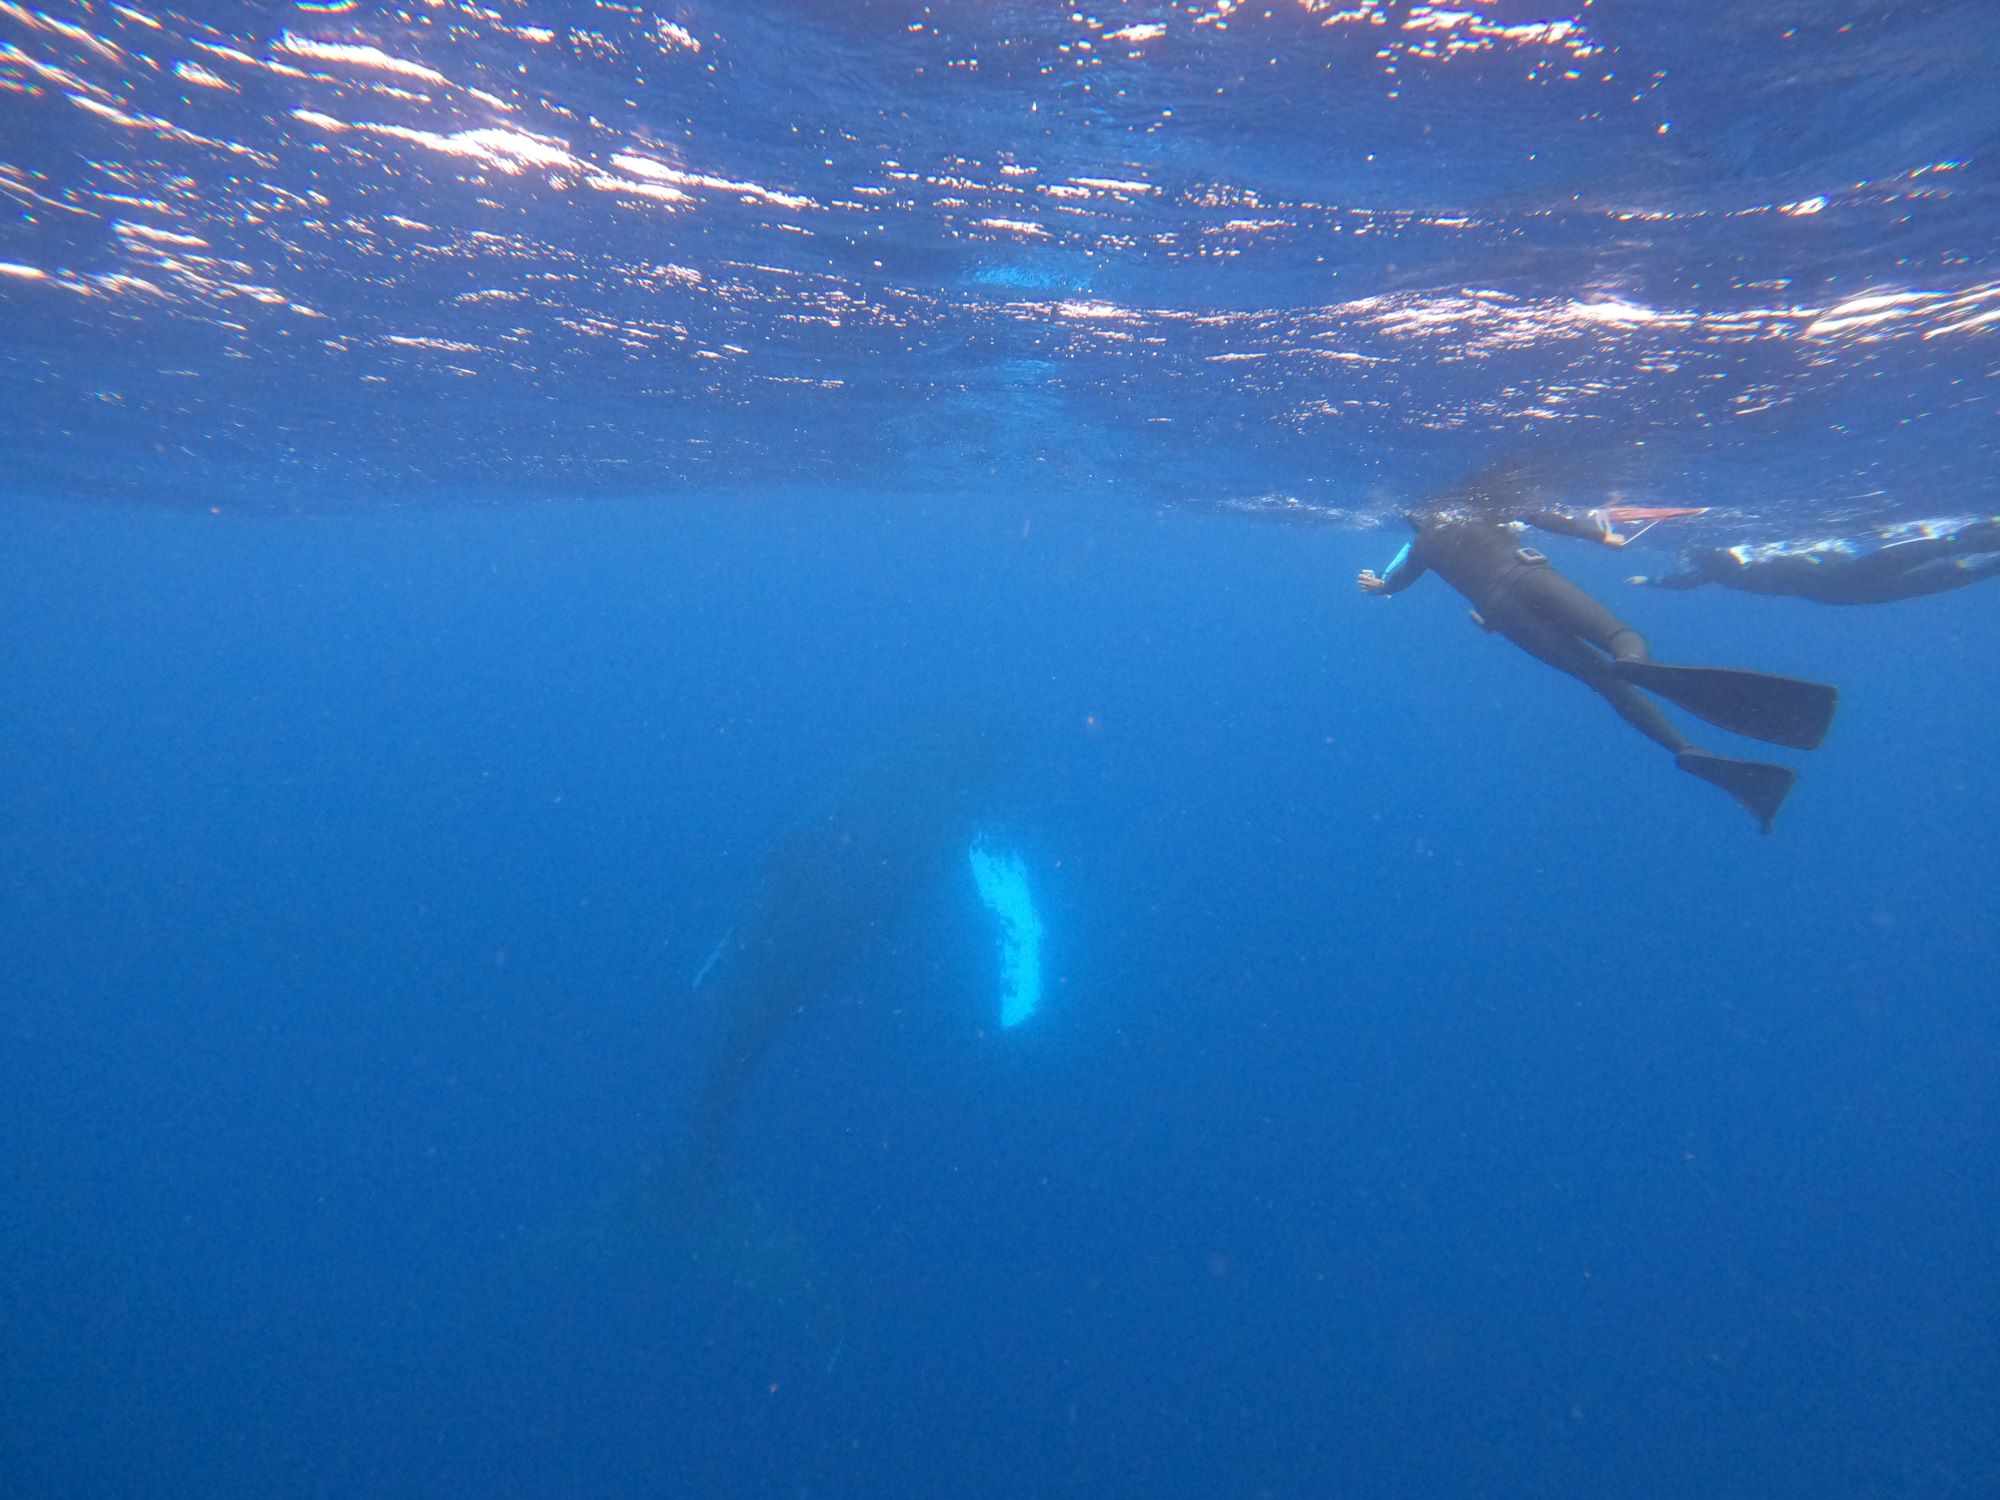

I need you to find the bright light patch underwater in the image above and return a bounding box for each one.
[967,834,1044,1029]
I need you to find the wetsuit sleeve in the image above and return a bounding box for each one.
[1374,538,1427,593]
[1521,508,1616,545]
[1639,556,1710,590]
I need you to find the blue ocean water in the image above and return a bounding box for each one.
[3,3,1997,1497]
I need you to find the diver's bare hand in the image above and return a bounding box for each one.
[1357,569,1389,595]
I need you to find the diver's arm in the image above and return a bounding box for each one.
[1522,508,1627,548]
[1627,557,1710,590]
[1358,539,1425,595]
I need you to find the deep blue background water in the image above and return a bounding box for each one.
[4,489,1996,1497]
[5,0,2000,1495]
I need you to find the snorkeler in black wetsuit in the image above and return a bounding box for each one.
[1359,505,1839,833]
[1628,516,2000,605]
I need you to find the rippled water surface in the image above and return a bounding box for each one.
[5,0,1996,516]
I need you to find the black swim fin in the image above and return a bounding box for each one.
[1614,658,1837,750]
[1676,749,1796,834]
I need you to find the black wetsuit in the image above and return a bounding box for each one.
[1376,511,1692,755]
[1637,518,2000,605]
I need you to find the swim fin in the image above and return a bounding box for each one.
[1676,749,1796,834]
[1613,658,1837,750]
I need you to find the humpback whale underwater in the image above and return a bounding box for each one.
[684,724,1005,1182]
[573,722,1020,1364]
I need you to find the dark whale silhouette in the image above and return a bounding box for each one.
[566,724,1000,1366]
[683,723,997,1185]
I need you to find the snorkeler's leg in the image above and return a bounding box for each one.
[1509,565,1651,660]
[1497,610,1688,753]
[1833,539,2000,603]
[1506,560,1838,748]
[1839,539,1965,600]
[1493,607,1795,830]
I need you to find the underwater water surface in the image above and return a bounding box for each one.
[3,3,1997,1497]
